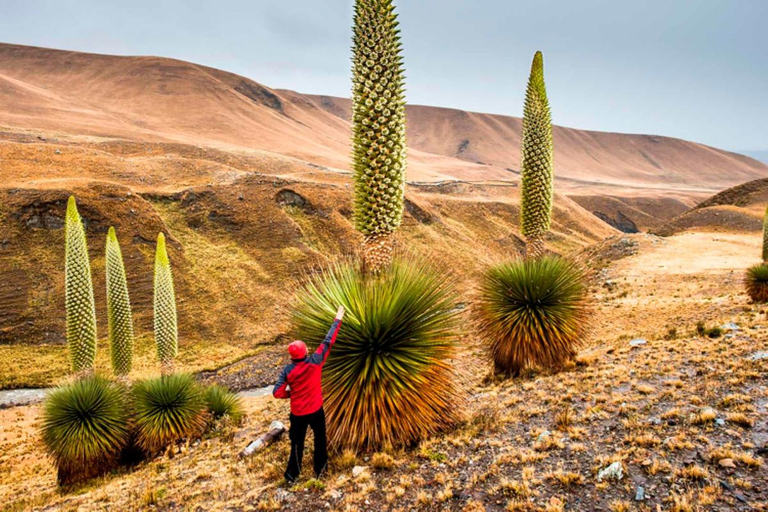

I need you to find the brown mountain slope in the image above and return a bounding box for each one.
[0,42,764,387]
[654,177,768,235]
[1,42,766,213]
[301,94,767,191]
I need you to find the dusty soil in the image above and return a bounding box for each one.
[2,230,766,512]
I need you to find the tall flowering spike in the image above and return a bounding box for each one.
[762,204,768,262]
[65,196,97,374]
[153,233,177,375]
[519,51,554,260]
[352,0,407,273]
[106,227,134,377]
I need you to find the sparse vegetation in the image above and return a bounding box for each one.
[204,384,243,422]
[3,7,768,512]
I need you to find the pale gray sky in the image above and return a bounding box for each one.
[1,0,766,152]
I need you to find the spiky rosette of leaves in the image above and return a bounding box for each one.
[519,51,554,260]
[477,256,590,375]
[132,374,206,453]
[204,385,244,422]
[154,233,178,375]
[106,227,134,377]
[746,263,768,303]
[65,196,98,374]
[291,257,462,450]
[762,205,768,262]
[351,0,407,272]
[41,376,129,485]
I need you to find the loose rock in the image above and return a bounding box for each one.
[597,462,624,482]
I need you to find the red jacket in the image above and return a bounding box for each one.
[272,319,341,416]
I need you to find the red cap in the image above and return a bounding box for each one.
[288,340,308,360]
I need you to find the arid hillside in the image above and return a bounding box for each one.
[3,231,766,511]
[0,42,766,388]
[0,137,615,388]
[655,177,768,236]
[1,42,767,229]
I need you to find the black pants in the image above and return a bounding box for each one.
[284,407,328,482]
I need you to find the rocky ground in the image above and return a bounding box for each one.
[1,230,767,511]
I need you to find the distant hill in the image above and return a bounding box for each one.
[654,177,768,235]
[741,151,768,164]
[0,42,766,229]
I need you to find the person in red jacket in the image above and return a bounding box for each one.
[273,305,344,482]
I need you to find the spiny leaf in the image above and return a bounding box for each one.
[204,385,243,422]
[291,257,461,450]
[746,263,768,303]
[41,376,128,484]
[132,374,205,453]
[477,256,590,375]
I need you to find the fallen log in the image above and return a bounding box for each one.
[240,421,286,457]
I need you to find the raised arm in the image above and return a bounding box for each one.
[309,306,345,365]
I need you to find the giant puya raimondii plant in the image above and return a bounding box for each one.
[745,204,768,302]
[519,51,554,260]
[153,233,178,375]
[65,196,98,375]
[43,197,129,486]
[477,52,590,376]
[106,227,134,378]
[288,0,462,450]
[352,0,407,273]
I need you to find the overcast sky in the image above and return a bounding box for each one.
[1,0,766,152]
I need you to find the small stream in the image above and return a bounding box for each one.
[0,385,273,409]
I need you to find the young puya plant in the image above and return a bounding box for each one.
[42,197,129,485]
[477,53,590,376]
[351,0,407,273]
[131,233,209,454]
[745,204,768,302]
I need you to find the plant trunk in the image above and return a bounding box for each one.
[525,235,545,260]
[362,233,395,274]
[74,367,94,380]
[160,360,175,377]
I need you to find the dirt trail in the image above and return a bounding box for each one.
[593,231,760,344]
